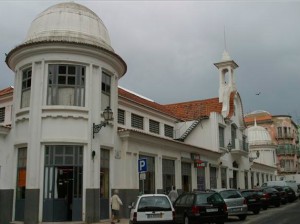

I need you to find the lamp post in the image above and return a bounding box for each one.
[92,106,113,138]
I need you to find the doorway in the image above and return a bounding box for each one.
[43,145,83,222]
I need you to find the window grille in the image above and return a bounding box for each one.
[131,114,143,130]
[149,119,159,134]
[118,109,125,125]
[164,124,174,138]
[0,107,4,123]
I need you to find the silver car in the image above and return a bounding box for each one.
[212,189,248,221]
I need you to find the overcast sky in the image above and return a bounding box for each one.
[1,0,300,123]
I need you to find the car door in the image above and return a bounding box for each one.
[173,194,188,223]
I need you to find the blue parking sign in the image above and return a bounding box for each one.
[138,158,147,173]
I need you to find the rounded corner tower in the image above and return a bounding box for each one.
[3,2,126,223]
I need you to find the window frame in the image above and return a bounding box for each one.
[47,64,86,107]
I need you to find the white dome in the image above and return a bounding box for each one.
[23,2,113,51]
[247,121,272,145]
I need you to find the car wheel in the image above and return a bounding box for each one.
[263,206,268,210]
[275,202,280,207]
[184,215,190,224]
[253,209,260,215]
[238,215,247,220]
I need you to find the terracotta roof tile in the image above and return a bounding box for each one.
[118,88,182,120]
[0,86,14,96]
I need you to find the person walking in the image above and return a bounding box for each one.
[111,189,123,224]
[168,186,178,203]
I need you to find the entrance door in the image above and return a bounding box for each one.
[43,146,83,222]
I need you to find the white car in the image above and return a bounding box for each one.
[129,194,175,224]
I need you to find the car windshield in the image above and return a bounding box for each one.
[195,193,223,204]
[219,190,241,199]
[138,196,171,211]
[241,191,256,197]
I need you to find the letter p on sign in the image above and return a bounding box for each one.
[138,158,147,173]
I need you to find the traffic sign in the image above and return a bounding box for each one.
[138,158,147,173]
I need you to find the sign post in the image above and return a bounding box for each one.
[138,158,148,194]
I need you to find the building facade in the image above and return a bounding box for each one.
[245,110,300,181]
[0,2,276,224]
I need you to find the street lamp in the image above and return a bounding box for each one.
[227,142,232,152]
[92,106,113,138]
[249,150,260,162]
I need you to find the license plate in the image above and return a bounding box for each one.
[249,199,256,202]
[147,214,162,218]
[207,208,218,212]
[232,208,242,212]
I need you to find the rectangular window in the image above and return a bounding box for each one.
[221,168,227,188]
[149,119,160,134]
[231,125,237,149]
[131,114,143,130]
[47,64,85,106]
[219,126,225,148]
[278,127,282,138]
[118,109,125,125]
[162,159,175,194]
[164,125,174,138]
[21,68,31,108]
[0,107,4,123]
[243,135,248,151]
[102,72,111,111]
[284,127,288,138]
[16,148,27,199]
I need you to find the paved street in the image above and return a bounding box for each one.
[99,199,300,224]
[227,199,300,224]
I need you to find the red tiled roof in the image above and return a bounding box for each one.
[119,87,239,121]
[0,86,14,96]
[165,91,238,121]
[118,88,183,120]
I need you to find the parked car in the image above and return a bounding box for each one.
[272,186,288,205]
[173,191,228,224]
[212,189,248,221]
[256,187,281,208]
[282,186,297,202]
[239,189,262,214]
[262,180,299,198]
[128,194,175,224]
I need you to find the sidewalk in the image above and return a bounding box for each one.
[98,219,129,224]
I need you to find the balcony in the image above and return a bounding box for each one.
[230,138,249,157]
[276,133,294,140]
[276,145,300,156]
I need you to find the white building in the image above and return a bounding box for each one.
[0,2,276,224]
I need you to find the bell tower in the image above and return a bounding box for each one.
[214,50,239,117]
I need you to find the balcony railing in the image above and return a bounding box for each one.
[276,133,294,139]
[276,145,300,155]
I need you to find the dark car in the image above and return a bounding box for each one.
[173,191,228,224]
[240,189,262,214]
[283,186,297,202]
[272,186,288,205]
[256,187,281,208]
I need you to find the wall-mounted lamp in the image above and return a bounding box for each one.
[93,106,113,138]
[227,142,232,152]
[249,150,260,162]
[91,150,96,160]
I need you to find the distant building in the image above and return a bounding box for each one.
[0,2,276,224]
[245,110,300,181]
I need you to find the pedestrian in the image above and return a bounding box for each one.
[111,189,123,224]
[168,186,178,203]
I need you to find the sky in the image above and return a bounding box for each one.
[1,0,300,123]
